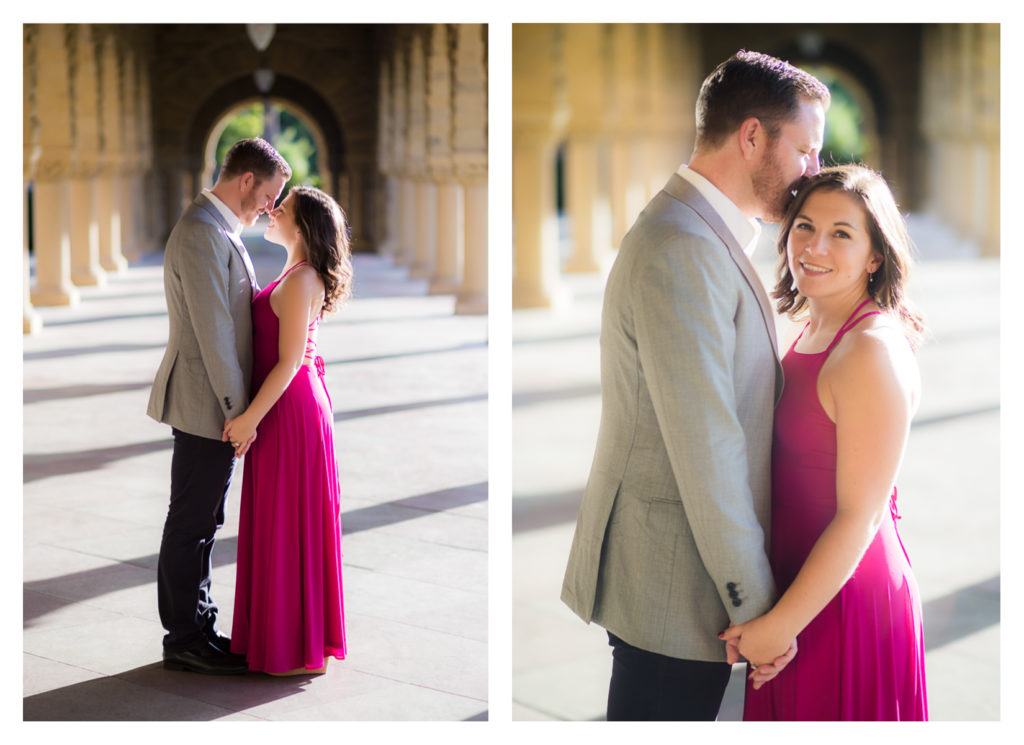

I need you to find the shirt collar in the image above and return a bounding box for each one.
[675,165,762,257]
[202,189,244,236]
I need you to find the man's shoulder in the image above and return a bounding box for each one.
[167,200,231,250]
[622,191,726,258]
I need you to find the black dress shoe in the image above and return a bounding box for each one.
[163,641,249,675]
[204,630,236,656]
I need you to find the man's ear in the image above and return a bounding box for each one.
[238,172,255,192]
[737,117,764,161]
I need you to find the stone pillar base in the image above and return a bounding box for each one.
[99,254,128,274]
[429,275,461,295]
[24,310,43,335]
[72,268,106,287]
[31,285,80,307]
[565,253,607,274]
[512,279,570,311]
[455,293,487,315]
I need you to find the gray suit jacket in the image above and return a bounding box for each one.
[147,193,258,441]
[561,174,784,662]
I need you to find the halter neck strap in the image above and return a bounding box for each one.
[826,298,880,353]
[279,260,309,281]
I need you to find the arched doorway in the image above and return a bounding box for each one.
[201,98,335,194]
[183,74,347,207]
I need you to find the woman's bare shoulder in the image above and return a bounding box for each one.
[829,315,920,408]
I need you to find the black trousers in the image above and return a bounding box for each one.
[606,631,732,721]
[157,428,237,652]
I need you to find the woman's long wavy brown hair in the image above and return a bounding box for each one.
[772,164,926,349]
[290,186,354,315]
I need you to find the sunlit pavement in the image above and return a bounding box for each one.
[22,226,488,721]
[512,230,999,721]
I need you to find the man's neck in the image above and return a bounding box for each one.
[208,183,241,219]
[686,151,759,221]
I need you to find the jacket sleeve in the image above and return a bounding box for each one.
[175,223,248,423]
[631,233,776,624]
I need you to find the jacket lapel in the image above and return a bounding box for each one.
[194,194,260,292]
[662,174,780,364]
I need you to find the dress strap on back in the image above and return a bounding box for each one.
[825,298,881,353]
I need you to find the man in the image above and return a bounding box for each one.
[147,138,291,674]
[560,51,829,720]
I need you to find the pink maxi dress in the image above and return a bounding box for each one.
[231,261,347,673]
[743,300,927,720]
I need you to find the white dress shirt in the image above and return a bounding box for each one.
[675,165,762,257]
[202,189,244,236]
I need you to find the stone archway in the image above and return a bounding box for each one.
[181,73,347,198]
[199,98,336,197]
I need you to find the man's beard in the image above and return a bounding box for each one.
[239,182,263,224]
[752,147,803,224]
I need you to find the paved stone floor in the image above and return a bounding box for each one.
[512,248,1001,721]
[22,227,488,721]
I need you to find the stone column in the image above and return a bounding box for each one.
[608,24,645,248]
[428,24,463,295]
[24,27,42,333]
[453,23,487,315]
[68,24,104,287]
[376,58,397,257]
[398,177,416,267]
[29,24,79,308]
[96,28,127,273]
[976,23,1000,257]
[392,45,414,267]
[119,42,137,260]
[564,24,611,274]
[68,178,103,287]
[643,24,673,201]
[133,45,157,255]
[660,26,698,179]
[456,175,487,315]
[431,181,463,294]
[407,33,436,279]
[512,24,568,309]
[347,158,376,252]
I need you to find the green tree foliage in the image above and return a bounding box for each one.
[213,102,321,190]
[275,109,321,190]
[807,66,870,167]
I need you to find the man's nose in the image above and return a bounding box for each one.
[806,154,821,177]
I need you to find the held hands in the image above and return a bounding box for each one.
[222,414,258,457]
[719,617,798,690]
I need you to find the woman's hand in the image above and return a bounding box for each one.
[223,414,258,457]
[720,615,798,689]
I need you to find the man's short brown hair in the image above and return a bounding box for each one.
[220,138,292,183]
[695,50,830,150]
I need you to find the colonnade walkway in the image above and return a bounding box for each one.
[22,229,488,721]
[513,239,1000,720]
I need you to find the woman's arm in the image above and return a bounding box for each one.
[722,325,918,669]
[223,267,322,452]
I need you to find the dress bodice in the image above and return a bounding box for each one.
[250,261,323,390]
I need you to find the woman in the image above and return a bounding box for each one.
[720,165,928,720]
[223,185,353,675]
